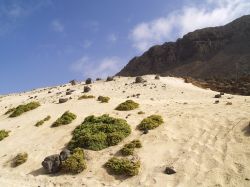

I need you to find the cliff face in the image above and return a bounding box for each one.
[117,15,250,79]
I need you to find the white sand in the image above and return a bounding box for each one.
[0,76,249,187]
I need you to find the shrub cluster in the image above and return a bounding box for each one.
[97,96,110,103]
[78,95,95,100]
[115,100,139,111]
[0,130,10,141]
[9,102,40,117]
[5,108,15,115]
[137,111,145,115]
[61,148,87,174]
[137,115,164,131]
[35,115,51,127]
[12,152,28,167]
[52,111,76,127]
[105,157,140,176]
[68,114,131,151]
[120,139,142,156]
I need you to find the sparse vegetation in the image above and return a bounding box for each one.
[52,111,76,127]
[12,152,28,167]
[105,157,140,176]
[35,115,51,127]
[0,130,10,141]
[5,107,16,115]
[8,102,40,117]
[138,111,145,115]
[78,95,95,100]
[61,148,87,174]
[120,139,142,156]
[137,115,164,131]
[97,96,110,103]
[68,114,131,151]
[115,100,139,111]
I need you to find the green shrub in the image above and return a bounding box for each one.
[35,115,51,127]
[97,96,110,103]
[0,130,10,141]
[137,111,145,115]
[137,115,164,131]
[9,102,40,117]
[78,95,95,100]
[61,148,86,174]
[68,114,131,151]
[120,139,142,156]
[52,111,76,127]
[115,100,139,111]
[12,152,28,167]
[105,157,140,176]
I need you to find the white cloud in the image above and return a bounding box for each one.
[71,56,124,78]
[51,20,64,32]
[130,0,250,52]
[107,33,117,43]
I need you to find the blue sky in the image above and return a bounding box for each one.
[0,0,249,94]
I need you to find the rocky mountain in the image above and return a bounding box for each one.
[117,15,250,80]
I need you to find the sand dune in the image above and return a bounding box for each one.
[0,76,249,187]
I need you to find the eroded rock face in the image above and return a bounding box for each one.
[116,15,250,80]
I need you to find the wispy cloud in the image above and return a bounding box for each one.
[71,56,124,78]
[51,20,64,32]
[130,0,250,52]
[107,33,117,43]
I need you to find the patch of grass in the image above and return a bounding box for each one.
[61,148,87,174]
[137,111,145,115]
[35,115,51,127]
[0,130,10,141]
[9,102,40,117]
[68,114,131,151]
[78,95,95,100]
[137,115,164,131]
[120,139,142,156]
[12,152,28,167]
[105,157,140,176]
[97,96,110,103]
[52,111,76,127]
[115,100,139,111]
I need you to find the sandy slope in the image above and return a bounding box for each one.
[0,76,249,187]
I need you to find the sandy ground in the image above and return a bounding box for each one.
[0,75,249,187]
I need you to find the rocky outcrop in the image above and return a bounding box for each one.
[117,15,250,80]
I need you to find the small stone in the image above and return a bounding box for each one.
[214,94,221,98]
[85,78,92,84]
[164,167,176,175]
[59,98,68,103]
[84,86,91,93]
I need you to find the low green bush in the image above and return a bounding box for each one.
[35,115,51,127]
[12,152,28,167]
[97,96,110,103]
[68,114,131,151]
[78,95,95,100]
[137,115,164,131]
[5,107,16,115]
[61,148,86,174]
[105,157,140,176]
[120,139,142,156]
[115,100,139,111]
[137,111,145,115]
[0,130,10,141]
[9,102,40,117]
[52,111,76,127]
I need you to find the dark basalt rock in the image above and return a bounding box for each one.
[84,86,91,93]
[85,78,92,84]
[59,98,68,103]
[69,80,77,86]
[135,76,146,83]
[106,76,114,81]
[214,94,221,98]
[164,167,176,175]
[42,154,61,174]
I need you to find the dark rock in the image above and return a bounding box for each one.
[59,149,71,161]
[214,94,221,98]
[41,154,61,174]
[135,76,146,83]
[143,129,149,134]
[214,100,219,104]
[220,92,225,95]
[85,78,92,84]
[59,98,68,103]
[66,91,72,95]
[48,91,52,94]
[155,75,160,80]
[106,76,114,81]
[164,167,176,175]
[69,80,77,85]
[84,86,91,93]
[96,78,102,81]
